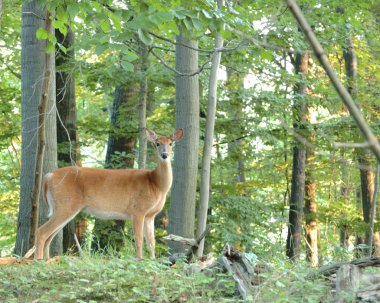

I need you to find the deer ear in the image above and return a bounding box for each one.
[145,128,157,143]
[172,128,184,142]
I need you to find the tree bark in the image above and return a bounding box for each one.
[137,40,148,169]
[343,35,377,255]
[55,27,84,253]
[197,0,224,257]
[286,51,309,261]
[92,84,137,252]
[305,124,319,266]
[340,150,350,248]
[15,1,59,257]
[225,68,246,183]
[168,29,199,254]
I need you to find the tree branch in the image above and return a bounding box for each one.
[286,0,380,162]
[151,49,211,76]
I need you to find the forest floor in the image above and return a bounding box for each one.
[0,252,339,303]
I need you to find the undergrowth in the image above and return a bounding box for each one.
[0,254,237,303]
[0,252,336,303]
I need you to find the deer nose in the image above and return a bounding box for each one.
[161,153,168,159]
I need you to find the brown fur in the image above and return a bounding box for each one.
[35,128,183,259]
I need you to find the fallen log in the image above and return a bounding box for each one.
[164,225,210,263]
[319,256,380,276]
[356,283,380,301]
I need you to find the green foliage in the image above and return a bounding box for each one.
[0,256,238,303]
[252,262,333,302]
[209,195,284,257]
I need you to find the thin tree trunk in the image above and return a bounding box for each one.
[168,29,199,254]
[137,40,148,169]
[15,2,58,257]
[29,11,53,249]
[340,150,350,247]
[197,0,224,257]
[286,51,309,261]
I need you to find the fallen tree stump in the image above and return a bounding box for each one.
[217,244,256,299]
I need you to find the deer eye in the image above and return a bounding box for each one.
[156,143,160,147]
[169,143,173,146]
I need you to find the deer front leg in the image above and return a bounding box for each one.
[132,215,145,260]
[144,216,156,259]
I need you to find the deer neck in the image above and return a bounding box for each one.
[152,159,173,193]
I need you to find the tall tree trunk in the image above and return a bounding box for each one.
[286,51,309,261]
[92,84,137,252]
[340,150,350,248]
[168,29,199,254]
[55,28,84,253]
[137,40,148,169]
[15,1,59,257]
[343,35,377,255]
[305,121,319,266]
[197,0,224,257]
[225,68,246,183]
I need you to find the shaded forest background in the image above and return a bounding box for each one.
[1,0,380,269]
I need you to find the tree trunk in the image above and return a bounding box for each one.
[15,1,59,257]
[197,0,224,257]
[286,51,309,261]
[55,27,84,253]
[343,35,377,255]
[340,150,350,248]
[305,127,319,266]
[168,29,199,254]
[137,40,148,169]
[225,68,246,183]
[92,84,137,252]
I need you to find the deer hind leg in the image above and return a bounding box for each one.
[144,216,156,259]
[132,215,145,260]
[35,209,80,260]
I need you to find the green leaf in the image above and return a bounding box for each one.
[137,29,153,45]
[67,4,79,18]
[149,11,174,25]
[191,18,203,31]
[46,41,55,53]
[108,11,122,31]
[202,9,212,19]
[121,60,134,72]
[52,20,67,36]
[183,17,192,30]
[36,28,48,40]
[57,43,67,54]
[100,18,111,33]
[95,43,108,55]
[56,5,68,23]
[260,49,273,61]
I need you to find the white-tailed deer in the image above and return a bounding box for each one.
[33,128,183,260]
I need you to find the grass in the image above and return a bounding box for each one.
[0,254,238,303]
[0,250,339,303]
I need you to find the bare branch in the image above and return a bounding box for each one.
[333,142,371,149]
[151,49,211,76]
[0,56,21,79]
